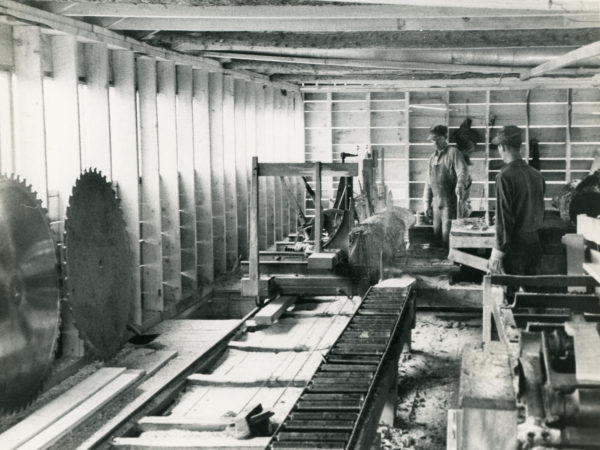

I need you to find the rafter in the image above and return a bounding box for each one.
[205,51,526,74]
[158,29,600,52]
[26,3,579,18]
[521,41,600,80]
[311,0,598,12]
[87,14,598,32]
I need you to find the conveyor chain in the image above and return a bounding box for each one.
[269,285,415,449]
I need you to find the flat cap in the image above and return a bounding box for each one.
[492,125,523,147]
[428,124,448,138]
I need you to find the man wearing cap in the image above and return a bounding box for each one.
[423,124,470,248]
[488,125,545,275]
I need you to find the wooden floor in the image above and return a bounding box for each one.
[114,296,360,449]
[48,319,244,449]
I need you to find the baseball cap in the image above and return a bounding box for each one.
[492,125,522,147]
[428,125,448,139]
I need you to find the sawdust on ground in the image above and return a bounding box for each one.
[379,312,481,450]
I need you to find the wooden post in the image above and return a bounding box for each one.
[566,88,572,182]
[255,84,268,250]
[12,25,48,203]
[264,86,276,247]
[404,92,411,208]
[249,156,260,297]
[81,42,111,177]
[46,34,81,236]
[484,90,491,223]
[136,56,163,316]
[314,161,322,253]
[0,70,14,174]
[234,79,249,260]
[192,69,214,285]
[45,34,83,355]
[223,75,238,269]
[208,71,226,277]
[245,82,257,250]
[175,64,198,297]
[110,49,142,325]
[524,89,530,162]
[156,60,182,305]
[482,275,492,344]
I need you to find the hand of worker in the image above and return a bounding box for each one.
[488,248,505,274]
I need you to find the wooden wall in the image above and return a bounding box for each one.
[0,23,303,332]
[304,89,599,213]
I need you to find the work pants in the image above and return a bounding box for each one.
[504,232,543,276]
[432,200,457,248]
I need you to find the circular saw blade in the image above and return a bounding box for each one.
[64,170,132,360]
[0,174,60,413]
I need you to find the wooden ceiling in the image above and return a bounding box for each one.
[26,0,600,89]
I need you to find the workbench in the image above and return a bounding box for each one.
[448,219,495,272]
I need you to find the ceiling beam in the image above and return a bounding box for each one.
[157,29,599,51]
[521,41,600,80]
[204,51,527,74]
[93,14,599,32]
[311,0,598,12]
[291,75,597,92]
[159,42,600,69]
[27,3,577,18]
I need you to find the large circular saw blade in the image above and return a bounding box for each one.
[64,170,132,360]
[0,174,60,413]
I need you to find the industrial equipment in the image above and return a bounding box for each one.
[64,170,133,360]
[0,174,61,413]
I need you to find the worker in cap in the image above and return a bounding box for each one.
[488,125,545,275]
[423,124,470,248]
[451,118,481,218]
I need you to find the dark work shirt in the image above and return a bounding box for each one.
[495,159,545,253]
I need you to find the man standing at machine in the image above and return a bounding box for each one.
[488,125,545,275]
[423,124,470,248]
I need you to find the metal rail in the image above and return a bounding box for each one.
[269,284,415,450]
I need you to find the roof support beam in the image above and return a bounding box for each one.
[206,51,526,74]
[295,75,597,92]
[311,0,598,12]
[27,3,584,18]
[86,15,600,32]
[521,41,600,80]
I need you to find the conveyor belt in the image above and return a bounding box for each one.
[269,284,415,450]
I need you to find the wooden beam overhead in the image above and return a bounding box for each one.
[85,15,599,32]
[312,0,598,12]
[160,30,600,55]
[28,3,583,19]
[206,51,528,74]
[295,75,597,92]
[521,41,600,80]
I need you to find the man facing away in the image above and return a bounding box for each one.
[423,125,469,248]
[488,125,545,275]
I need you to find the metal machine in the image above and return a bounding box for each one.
[0,175,61,413]
[64,170,133,360]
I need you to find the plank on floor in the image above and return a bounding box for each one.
[254,295,297,325]
[0,367,126,449]
[20,370,144,450]
[112,435,271,449]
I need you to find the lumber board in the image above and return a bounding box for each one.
[564,316,600,385]
[254,295,298,325]
[577,214,600,246]
[20,370,144,450]
[513,293,600,312]
[448,249,488,272]
[258,162,358,177]
[489,274,598,288]
[0,367,126,449]
[186,373,309,388]
[307,251,341,270]
[137,416,232,432]
[522,41,600,80]
[112,436,271,449]
[223,74,239,270]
